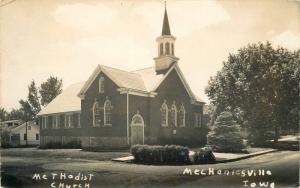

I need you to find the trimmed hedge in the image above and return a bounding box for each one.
[130,144,190,164]
[193,147,216,164]
[1,143,12,148]
[40,140,81,149]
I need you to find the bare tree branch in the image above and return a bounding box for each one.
[0,0,17,7]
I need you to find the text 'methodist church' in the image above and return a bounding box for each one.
[38,6,206,149]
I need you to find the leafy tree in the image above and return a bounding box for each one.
[205,42,300,144]
[2,76,63,121]
[28,80,41,116]
[39,76,62,106]
[7,108,25,120]
[1,129,12,148]
[204,104,217,127]
[0,107,8,121]
[19,99,34,120]
[207,111,245,152]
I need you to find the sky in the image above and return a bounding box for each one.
[1,0,299,111]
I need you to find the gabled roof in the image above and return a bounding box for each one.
[78,65,147,97]
[0,120,23,124]
[10,121,39,132]
[149,63,203,103]
[38,82,84,116]
[78,63,204,103]
[39,63,204,116]
[131,67,164,91]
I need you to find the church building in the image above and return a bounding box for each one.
[38,6,206,149]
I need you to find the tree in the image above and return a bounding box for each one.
[1,76,63,122]
[39,76,62,106]
[205,42,300,144]
[0,107,8,121]
[7,108,25,120]
[19,99,34,120]
[207,111,245,152]
[28,80,41,116]
[203,104,217,127]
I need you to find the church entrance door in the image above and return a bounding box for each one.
[130,112,144,145]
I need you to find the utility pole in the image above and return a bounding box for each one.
[25,113,28,146]
[127,91,130,146]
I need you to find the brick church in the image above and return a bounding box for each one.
[38,6,206,149]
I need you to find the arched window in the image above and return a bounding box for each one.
[194,113,201,128]
[171,43,174,55]
[93,101,101,127]
[170,102,177,127]
[165,42,170,55]
[131,113,144,125]
[104,99,112,126]
[179,105,185,127]
[160,100,168,127]
[160,43,164,56]
[99,76,104,93]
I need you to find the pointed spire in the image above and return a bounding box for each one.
[161,1,171,36]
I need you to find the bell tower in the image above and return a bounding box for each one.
[154,2,179,74]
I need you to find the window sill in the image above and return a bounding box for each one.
[103,124,112,127]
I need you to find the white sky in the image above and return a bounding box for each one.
[1,0,299,110]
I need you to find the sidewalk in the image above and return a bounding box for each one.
[112,149,277,163]
[278,135,300,142]
[214,149,276,163]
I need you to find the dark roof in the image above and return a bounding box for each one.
[161,7,171,35]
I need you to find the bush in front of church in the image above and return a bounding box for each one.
[193,146,216,164]
[40,140,82,149]
[207,111,245,152]
[130,144,190,164]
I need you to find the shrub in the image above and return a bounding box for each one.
[193,147,216,164]
[130,144,190,164]
[1,143,12,148]
[248,129,275,146]
[207,111,246,152]
[64,140,81,149]
[130,144,142,161]
[40,140,81,149]
[45,141,62,149]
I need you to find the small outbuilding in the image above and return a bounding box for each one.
[1,121,40,147]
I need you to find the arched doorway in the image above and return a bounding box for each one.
[130,112,144,145]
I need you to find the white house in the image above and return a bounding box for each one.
[2,121,40,147]
[0,120,23,128]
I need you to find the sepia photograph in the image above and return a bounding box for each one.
[0,0,299,187]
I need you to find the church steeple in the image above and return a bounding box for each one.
[154,2,179,74]
[161,5,171,35]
